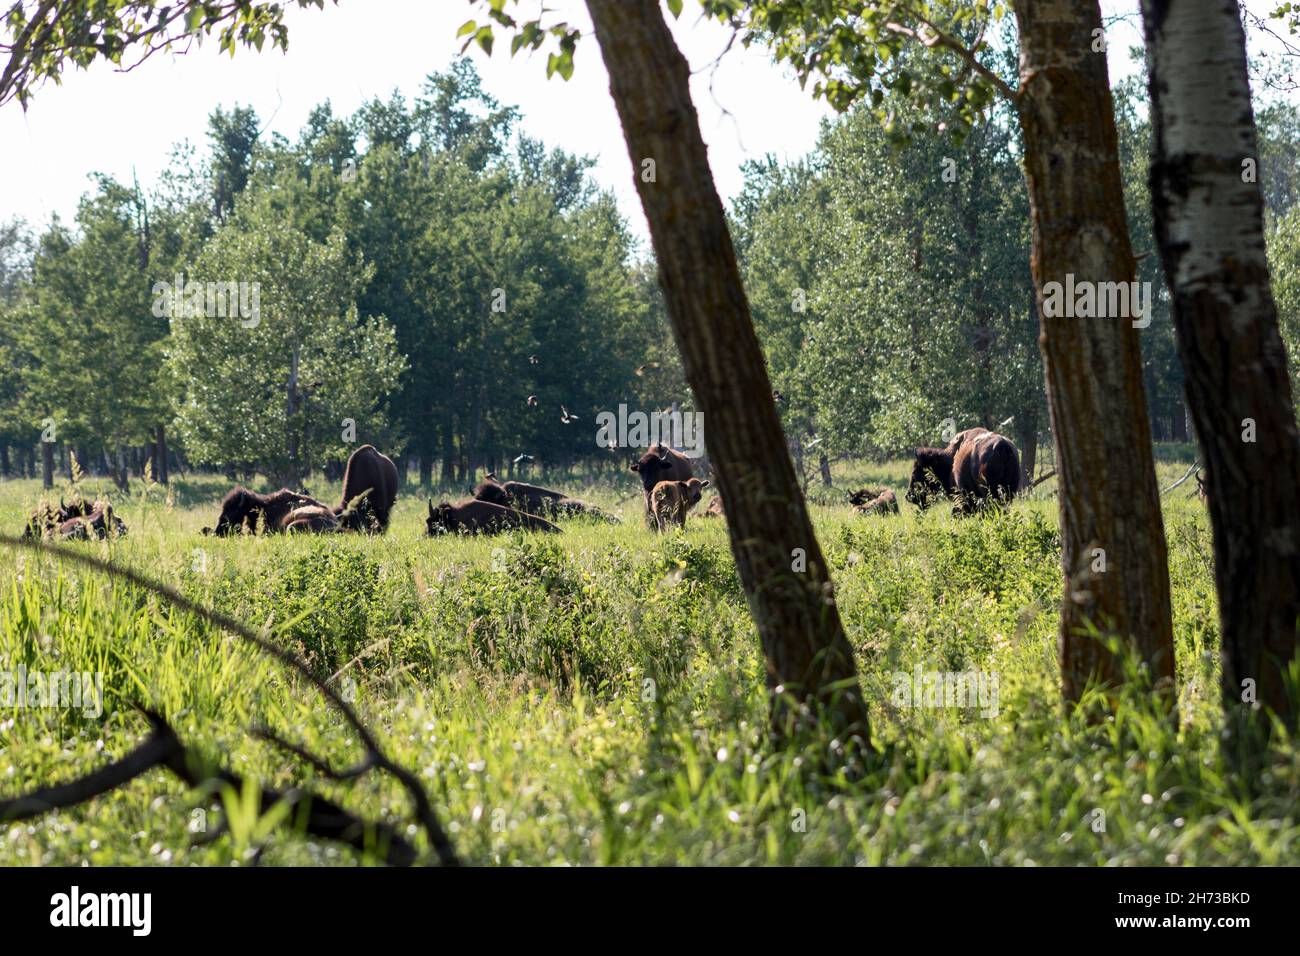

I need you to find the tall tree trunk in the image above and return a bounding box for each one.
[0,442,9,479]
[585,0,868,742]
[1141,0,1300,740]
[285,344,301,489]
[155,425,169,485]
[1013,0,1175,703]
[40,439,53,489]
[1018,419,1038,488]
[819,453,833,487]
[1170,396,1187,443]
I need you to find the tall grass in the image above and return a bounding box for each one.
[0,457,1294,865]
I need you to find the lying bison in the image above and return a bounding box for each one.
[649,477,709,531]
[337,444,398,532]
[475,476,618,523]
[202,487,326,536]
[907,430,1021,515]
[24,498,127,540]
[630,445,694,526]
[701,495,724,518]
[849,488,899,515]
[59,501,128,541]
[280,505,340,533]
[425,499,561,536]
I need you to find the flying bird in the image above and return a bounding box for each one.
[529,355,539,365]
[635,362,660,376]
[513,453,534,465]
[527,395,538,407]
[560,405,579,424]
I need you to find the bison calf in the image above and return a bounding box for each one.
[650,478,709,531]
[849,488,899,515]
[631,444,694,527]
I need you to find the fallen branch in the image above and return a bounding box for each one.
[0,533,458,866]
[1161,461,1201,495]
[1032,469,1057,488]
[0,710,417,866]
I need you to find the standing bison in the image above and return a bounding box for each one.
[630,444,694,527]
[907,430,1021,515]
[650,477,709,531]
[336,444,398,532]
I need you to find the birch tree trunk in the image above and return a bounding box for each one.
[1141,0,1300,740]
[1013,0,1176,703]
[585,0,868,743]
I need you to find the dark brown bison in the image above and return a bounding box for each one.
[202,487,326,536]
[474,476,618,523]
[907,431,1021,514]
[280,505,341,533]
[336,444,398,532]
[58,501,127,541]
[945,426,989,452]
[24,498,126,540]
[849,488,899,515]
[649,477,709,531]
[425,499,561,536]
[630,444,694,525]
[475,476,565,512]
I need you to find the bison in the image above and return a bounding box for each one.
[701,495,725,518]
[649,477,709,531]
[630,444,694,526]
[280,505,341,533]
[475,476,618,524]
[202,487,326,536]
[425,499,561,536]
[336,444,398,532]
[849,488,899,515]
[58,501,127,541]
[907,430,1021,515]
[945,427,989,452]
[24,497,127,540]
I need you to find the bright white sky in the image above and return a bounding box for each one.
[0,1,1284,245]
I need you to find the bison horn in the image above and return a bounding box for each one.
[427,499,435,517]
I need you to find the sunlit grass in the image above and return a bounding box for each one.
[0,454,1294,866]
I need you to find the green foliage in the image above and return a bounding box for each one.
[704,1,1015,142]
[1,1,336,109]
[733,98,1041,458]
[165,192,405,482]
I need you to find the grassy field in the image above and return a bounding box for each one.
[0,452,1295,866]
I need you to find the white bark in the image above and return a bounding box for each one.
[1142,0,1270,318]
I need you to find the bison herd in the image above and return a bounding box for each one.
[18,428,1027,543]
